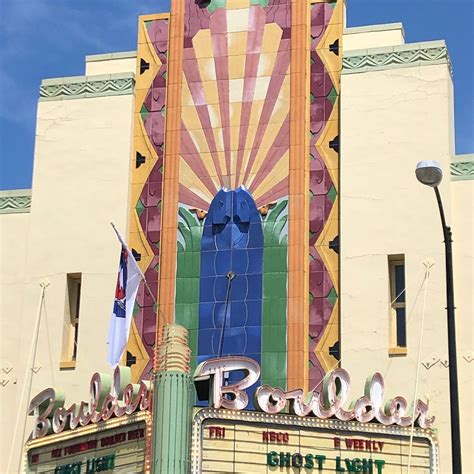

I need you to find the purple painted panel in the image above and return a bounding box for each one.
[135,18,169,380]
[308,1,339,389]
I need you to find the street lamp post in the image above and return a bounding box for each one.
[415,160,462,473]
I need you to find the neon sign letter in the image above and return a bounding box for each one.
[193,356,434,428]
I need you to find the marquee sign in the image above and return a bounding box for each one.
[25,412,150,474]
[28,366,150,440]
[194,357,435,428]
[26,356,438,473]
[191,409,439,474]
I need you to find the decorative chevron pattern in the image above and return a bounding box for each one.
[451,159,474,180]
[39,76,135,100]
[308,0,342,389]
[0,192,32,214]
[126,16,169,382]
[343,46,452,77]
[422,353,473,369]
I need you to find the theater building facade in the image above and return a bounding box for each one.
[0,0,472,472]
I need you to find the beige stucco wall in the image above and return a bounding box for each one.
[85,52,136,76]
[0,92,134,472]
[344,23,405,51]
[0,213,30,414]
[451,177,474,467]
[340,56,471,472]
[0,211,30,468]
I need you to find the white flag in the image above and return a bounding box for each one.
[107,225,143,367]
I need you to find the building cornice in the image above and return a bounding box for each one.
[0,189,32,214]
[451,155,474,181]
[342,41,452,77]
[85,51,137,62]
[344,22,405,38]
[39,72,135,101]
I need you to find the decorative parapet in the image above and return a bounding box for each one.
[39,72,135,101]
[342,40,452,77]
[451,154,474,181]
[85,50,137,63]
[0,189,32,214]
[344,22,405,38]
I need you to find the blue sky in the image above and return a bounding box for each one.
[0,0,472,190]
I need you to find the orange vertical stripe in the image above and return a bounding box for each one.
[156,0,184,334]
[287,0,310,391]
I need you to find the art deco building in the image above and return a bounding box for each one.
[0,1,472,472]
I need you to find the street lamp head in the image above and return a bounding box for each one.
[415,160,443,187]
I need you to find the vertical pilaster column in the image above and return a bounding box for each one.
[151,325,193,474]
[157,0,185,327]
[288,0,310,391]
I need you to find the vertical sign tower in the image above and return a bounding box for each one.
[127,0,342,393]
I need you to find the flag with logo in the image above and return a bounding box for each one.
[107,225,143,367]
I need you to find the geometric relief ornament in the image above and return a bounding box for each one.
[126,15,169,382]
[175,0,292,394]
[308,0,343,389]
[0,191,32,214]
[451,159,474,181]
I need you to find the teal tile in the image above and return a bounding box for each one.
[189,304,199,329]
[175,278,185,300]
[275,378,287,390]
[263,273,287,299]
[176,277,193,304]
[263,298,287,326]
[176,303,199,330]
[175,303,185,327]
[190,356,197,373]
[192,251,201,274]
[261,352,287,385]
[264,247,286,272]
[176,253,186,276]
[262,325,286,352]
[187,329,198,360]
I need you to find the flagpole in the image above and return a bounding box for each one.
[109,224,167,472]
[110,222,158,307]
[110,222,165,372]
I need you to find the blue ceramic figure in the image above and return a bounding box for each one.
[197,187,264,406]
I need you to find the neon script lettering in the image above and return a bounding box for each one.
[28,366,150,439]
[194,357,435,428]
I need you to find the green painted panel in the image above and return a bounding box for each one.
[140,103,149,121]
[262,326,287,352]
[207,0,225,13]
[327,86,338,105]
[261,199,288,389]
[262,298,286,327]
[264,247,287,273]
[175,207,203,363]
[327,184,337,203]
[263,272,287,299]
[261,352,287,387]
[187,329,199,372]
[135,199,145,217]
[327,287,338,306]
